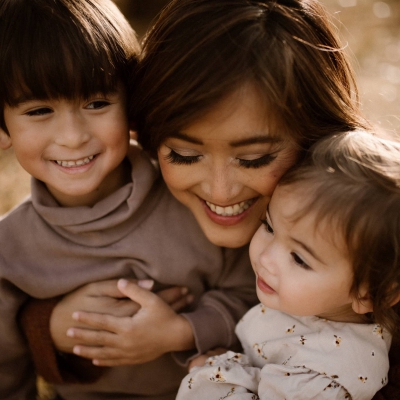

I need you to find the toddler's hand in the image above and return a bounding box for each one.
[188,347,228,371]
[67,279,195,366]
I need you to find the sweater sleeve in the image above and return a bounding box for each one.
[19,296,105,384]
[175,246,258,366]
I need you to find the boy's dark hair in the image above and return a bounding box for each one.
[280,130,400,336]
[132,0,369,157]
[0,0,140,133]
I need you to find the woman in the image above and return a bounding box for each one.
[22,1,397,399]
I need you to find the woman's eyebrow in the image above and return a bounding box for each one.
[170,132,282,147]
[230,135,282,147]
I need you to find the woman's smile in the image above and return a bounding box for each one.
[158,84,299,248]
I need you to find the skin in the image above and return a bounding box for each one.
[250,183,370,323]
[158,84,299,248]
[52,84,300,366]
[0,88,130,207]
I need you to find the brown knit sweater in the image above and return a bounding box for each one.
[0,145,257,399]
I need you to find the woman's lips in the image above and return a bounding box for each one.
[200,197,257,226]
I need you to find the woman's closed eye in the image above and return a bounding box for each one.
[164,149,201,165]
[291,252,311,270]
[238,154,277,169]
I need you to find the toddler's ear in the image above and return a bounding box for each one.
[352,284,400,314]
[352,284,373,314]
[0,129,12,149]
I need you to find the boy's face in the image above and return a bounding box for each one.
[0,86,129,207]
[249,183,365,323]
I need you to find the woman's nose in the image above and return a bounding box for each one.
[201,163,241,205]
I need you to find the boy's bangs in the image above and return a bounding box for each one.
[5,42,119,106]
[0,1,122,106]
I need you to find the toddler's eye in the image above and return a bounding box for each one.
[291,252,311,270]
[26,107,52,116]
[261,218,274,234]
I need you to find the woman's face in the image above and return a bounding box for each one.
[158,84,299,248]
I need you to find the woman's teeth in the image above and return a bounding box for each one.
[55,155,94,167]
[205,199,254,216]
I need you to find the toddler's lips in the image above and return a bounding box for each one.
[257,276,276,294]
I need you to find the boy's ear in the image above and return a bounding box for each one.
[0,129,12,150]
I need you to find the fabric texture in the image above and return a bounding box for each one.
[0,144,257,399]
[177,304,391,400]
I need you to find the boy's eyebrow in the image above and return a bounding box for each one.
[170,131,283,147]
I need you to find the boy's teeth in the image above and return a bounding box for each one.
[206,200,253,216]
[56,155,94,167]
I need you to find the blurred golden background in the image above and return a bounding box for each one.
[1,0,399,216]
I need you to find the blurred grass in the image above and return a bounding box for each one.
[1,0,400,217]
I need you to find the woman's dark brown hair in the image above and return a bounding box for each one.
[133,0,369,157]
[0,0,140,132]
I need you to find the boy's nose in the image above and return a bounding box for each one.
[54,114,90,148]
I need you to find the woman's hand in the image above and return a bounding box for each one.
[66,279,195,366]
[50,279,192,354]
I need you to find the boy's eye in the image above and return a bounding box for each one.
[164,149,201,165]
[261,218,274,234]
[238,154,277,169]
[25,107,53,116]
[86,100,110,110]
[291,252,311,270]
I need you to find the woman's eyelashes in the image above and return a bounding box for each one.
[165,148,277,168]
[164,149,200,165]
[238,154,277,169]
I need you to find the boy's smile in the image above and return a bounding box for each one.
[0,87,130,207]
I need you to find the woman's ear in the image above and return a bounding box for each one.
[0,129,12,150]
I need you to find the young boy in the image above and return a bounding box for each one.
[0,1,256,398]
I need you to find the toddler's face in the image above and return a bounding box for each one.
[249,183,363,323]
[1,86,129,207]
[158,84,298,248]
